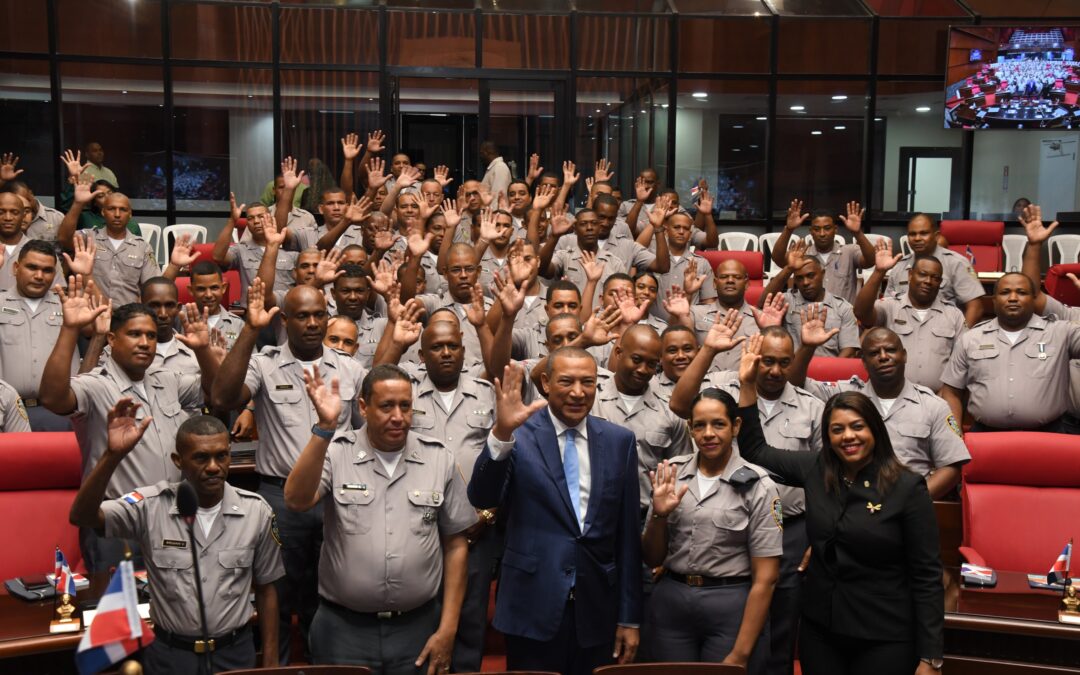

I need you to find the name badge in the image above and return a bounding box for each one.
[162,539,187,549]
[275,384,294,391]
[342,483,368,491]
[894,319,907,325]
[1,306,19,315]
[978,344,995,350]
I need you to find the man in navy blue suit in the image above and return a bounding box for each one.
[469,348,643,675]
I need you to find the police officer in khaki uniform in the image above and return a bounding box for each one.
[0,239,79,430]
[70,405,284,673]
[791,323,971,498]
[670,322,822,675]
[507,279,580,361]
[140,278,201,378]
[284,364,474,672]
[374,308,497,672]
[883,214,985,327]
[0,378,30,432]
[854,242,966,392]
[0,190,29,290]
[212,202,299,304]
[651,212,717,322]
[655,325,700,403]
[642,389,781,673]
[325,316,359,356]
[210,280,368,663]
[9,181,64,242]
[41,289,220,572]
[768,200,875,305]
[762,245,859,357]
[941,272,1080,433]
[189,261,245,350]
[328,264,385,368]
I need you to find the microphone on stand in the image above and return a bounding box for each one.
[177,481,213,675]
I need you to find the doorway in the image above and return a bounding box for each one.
[898,147,964,215]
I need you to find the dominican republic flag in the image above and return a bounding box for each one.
[75,560,154,675]
[54,547,76,597]
[1048,540,1072,585]
[965,244,977,266]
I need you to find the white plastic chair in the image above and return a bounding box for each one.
[1049,234,1080,265]
[163,224,208,261]
[859,233,892,280]
[900,235,913,256]
[717,232,758,252]
[137,223,162,261]
[759,232,793,279]
[1002,234,1028,272]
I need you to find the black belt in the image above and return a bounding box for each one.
[320,595,435,621]
[667,572,751,588]
[257,473,287,488]
[155,625,249,654]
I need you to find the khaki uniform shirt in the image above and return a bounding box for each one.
[222,242,298,304]
[807,242,864,305]
[70,359,203,497]
[0,237,28,291]
[421,252,447,296]
[479,248,508,298]
[243,344,367,478]
[318,430,475,612]
[0,289,76,400]
[651,452,782,578]
[653,371,677,404]
[592,372,692,511]
[871,295,967,392]
[103,482,285,637]
[151,340,201,380]
[208,309,245,351]
[402,361,495,479]
[804,377,971,476]
[25,203,65,242]
[89,230,160,305]
[0,378,30,431]
[1041,296,1080,416]
[691,301,760,374]
[415,291,493,370]
[548,248,620,304]
[940,316,1080,428]
[348,312,387,370]
[782,290,860,357]
[652,253,717,322]
[884,248,984,308]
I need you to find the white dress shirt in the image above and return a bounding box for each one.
[488,408,591,525]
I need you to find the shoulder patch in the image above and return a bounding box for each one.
[771,497,784,530]
[728,466,761,488]
[15,397,27,422]
[270,513,282,547]
[121,490,145,505]
[946,414,963,438]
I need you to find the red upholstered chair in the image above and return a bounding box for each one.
[959,432,1080,572]
[192,243,218,267]
[805,357,869,384]
[1045,262,1080,307]
[939,220,1004,273]
[696,250,765,306]
[0,432,84,579]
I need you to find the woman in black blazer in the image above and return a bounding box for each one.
[734,335,944,675]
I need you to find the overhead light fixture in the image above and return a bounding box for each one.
[640,110,647,114]
[121,90,128,94]
[811,130,823,135]
[661,104,669,109]
[915,106,931,113]
[733,124,744,129]
[831,95,848,101]
[834,125,846,130]
[756,116,767,121]
[595,109,601,113]
[874,117,883,121]
[429,113,448,117]
[732,148,741,152]
[789,105,805,111]
[692,92,708,98]
[749,144,759,148]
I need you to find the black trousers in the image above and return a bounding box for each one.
[798,617,917,675]
[504,599,614,675]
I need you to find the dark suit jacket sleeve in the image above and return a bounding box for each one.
[736,405,818,487]
[468,442,512,509]
[902,476,945,659]
[616,432,643,626]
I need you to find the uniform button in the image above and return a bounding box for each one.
[202,577,207,582]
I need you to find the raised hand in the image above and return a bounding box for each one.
[366,157,390,190]
[492,364,548,440]
[750,292,789,329]
[785,198,808,232]
[406,225,435,257]
[91,294,112,336]
[245,278,280,329]
[738,333,764,388]
[175,303,211,350]
[562,160,580,187]
[372,226,398,253]
[506,240,536,286]
[262,217,288,248]
[345,194,373,223]
[207,327,229,364]
[366,129,386,155]
[61,149,89,179]
[229,192,246,223]
[615,288,650,325]
[280,156,305,190]
[531,183,557,211]
[314,248,345,286]
[370,259,397,296]
[634,176,651,202]
[397,164,421,189]
[838,201,865,233]
[303,368,342,430]
[464,282,487,327]
[580,306,622,347]
[476,185,493,208]
[106,397,152,458]
[433,164,453,189]
[662,285,691,320]
[550,207,574,238]
[648,194,675,230]
[477,208,499,243]
[56,275,107,329]
[496,270,527,317]
[704,308,747,352]
[170,234,200,269]
[682,264,707,296]
[650,460,689,517]
[63,233,97,277]
[0,153,23,182]
[594,158,614,183]
[800,304,840,348]
[584,177,595,197]
[1019,204,1059,244]
[697,188,714,215]
[873,237,902,272]
[581,249,604,283]
[341,132,361,161]
[74,179,107,206]
[526,153,543,184]
[391,299,424,348]
[785,239,808,270]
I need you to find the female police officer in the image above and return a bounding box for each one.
[641,388,781,673]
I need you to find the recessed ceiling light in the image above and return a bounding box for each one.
[875,117,883,121]
[811,130,823,135]
[834,125,846,130]
[749,144,759,148]
[915,106,931,113]
[732,148,741,152]
[790,105,805,111]
[121,90,128,94]
[595,109,600,113]
[756,116,767,121]
[661,104,669,109]
[733,125,744,129]
[692,92,708,98]
[640,110,647,114]
[831,95,848,101]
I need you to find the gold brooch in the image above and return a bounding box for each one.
[866,502,882,514]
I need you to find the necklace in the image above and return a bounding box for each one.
[841,475,854,488]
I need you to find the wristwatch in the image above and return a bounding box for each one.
[478,509,496,526]
[920,657,943,670]
[310,423,335,440]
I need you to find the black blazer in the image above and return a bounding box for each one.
[737,405,944,660]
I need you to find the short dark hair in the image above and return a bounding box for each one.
[140,276,177,298]
[361,364,413,401]
[632,270,658,287]
[545,345,596,377]
[190,261,222,279]
[176,415,229,454]
[574,209,596,221]
[689,388,738,424]
[320,187,346,203]
[759,325,794,345]
[593,193,619,210]
[546,280,581,302]
[110,303,155,332]
[547,312,583,333]
[661,324,696,341]
[994,271,1035,294]
[910,213,938,230]
[17,239,57,261]
[335,262,368,283]
[603,273,633,292]
[810,210,835,224]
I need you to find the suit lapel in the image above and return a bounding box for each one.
[533,410,579,529]
[582,416,607,535]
